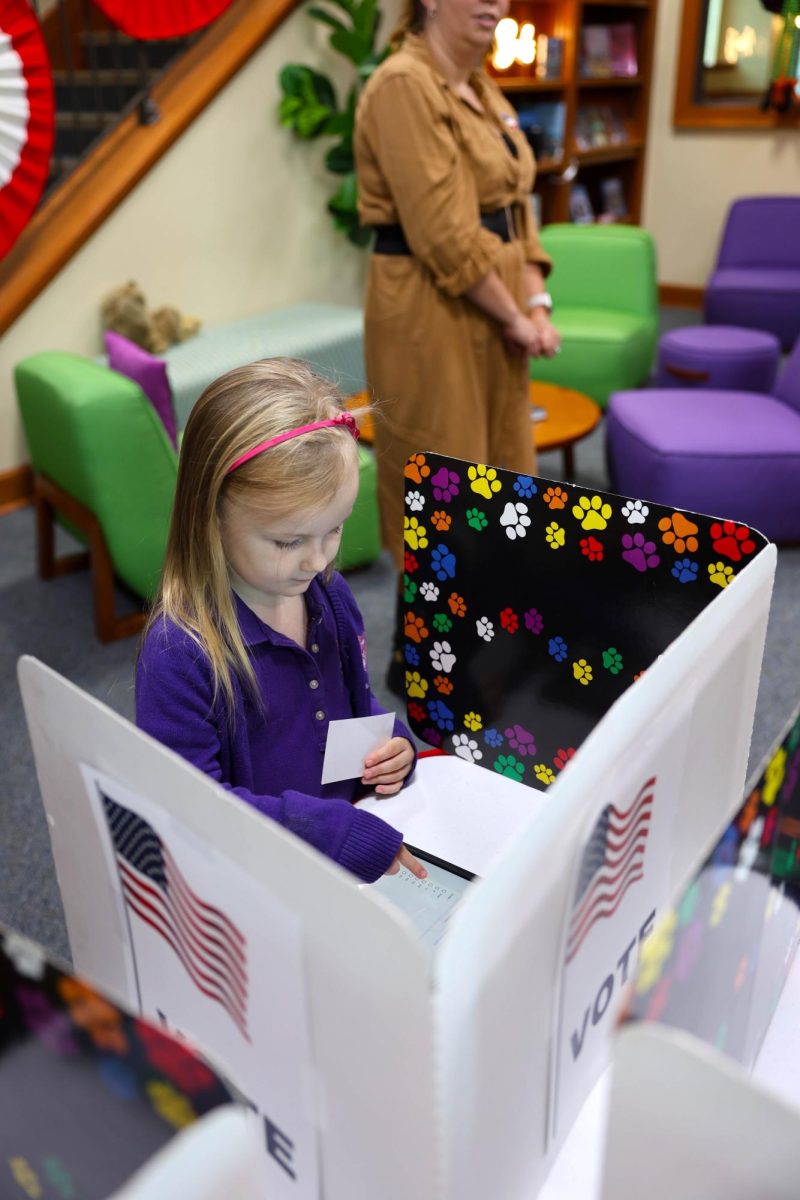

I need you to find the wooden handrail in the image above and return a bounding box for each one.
[0,0,301,338]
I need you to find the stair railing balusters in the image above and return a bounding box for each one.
[136,41,160,126]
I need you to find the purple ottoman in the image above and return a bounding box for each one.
[606,389,800,542]
[656,325,780,393]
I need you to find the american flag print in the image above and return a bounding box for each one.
[566,777,655,963]
[102,794,250,1040]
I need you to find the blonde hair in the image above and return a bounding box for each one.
[145,358,361,713]
[390,0,426,47]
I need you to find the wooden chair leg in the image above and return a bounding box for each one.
[34,481,89,579]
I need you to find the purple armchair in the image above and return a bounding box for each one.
[705,196,800,352]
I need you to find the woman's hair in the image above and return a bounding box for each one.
[145,357,361,712]
[390,0,426,47]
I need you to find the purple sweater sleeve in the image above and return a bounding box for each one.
[135,625,402,883]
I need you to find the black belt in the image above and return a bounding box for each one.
[373,206,517,255]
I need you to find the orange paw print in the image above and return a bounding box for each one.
[432,510,451,532]
[433,674,453,694]
[405,453,430,484]
[658,512,699,554]
[404,612,429,643]
[543,485,568,510]
[448,592,467,617]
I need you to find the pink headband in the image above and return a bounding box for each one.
[226,411,360,475]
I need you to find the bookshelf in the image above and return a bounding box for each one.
[488,0,658,226]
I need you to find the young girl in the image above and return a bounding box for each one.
[136,358,425,884]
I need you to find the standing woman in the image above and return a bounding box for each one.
[355,0,560,688]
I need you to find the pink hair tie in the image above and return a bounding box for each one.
[226,411,360,475]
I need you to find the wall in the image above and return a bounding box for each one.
[1,6,374,474]
[642,1,800,289]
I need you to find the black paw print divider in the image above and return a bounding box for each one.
[401,453,769,792]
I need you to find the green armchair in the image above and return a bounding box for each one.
[531,224,659,409]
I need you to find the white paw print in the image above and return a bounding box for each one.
[406,490,425,512]
[476,616,495,642]
[419,581,439,602]
[430,640,457,673]
[500,501,531,540]
[622,499,649,525]
[452,734,483,764]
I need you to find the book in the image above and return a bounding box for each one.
[609,22,638,77]
[543,36,564,79]
[569,183,595,224]
[600,176,628,220]
[516,100,566,160]
[574,105,629,150]
[580,25,612,78]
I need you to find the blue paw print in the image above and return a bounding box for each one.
[431,543,457,581]
[404,644,420,665]
[513,474,537,499]
[548,636,568,662]
[485,728,504,748]
[427,698,455,732]
[671,558,699,584]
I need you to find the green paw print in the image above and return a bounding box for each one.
[534,763,556,785]
[405,670,428,699]
[708,561,734,588]
[494,753,524,781]
[464,710,483,732]
[432,612,453,633]
[403,573,418,604]
[404,515,428,550]
[468,463,502,500]
[572,494,613,531]
[573,658,593,685]
[602,647,623,675]
[545,521,566,549]
[466,507,488,531]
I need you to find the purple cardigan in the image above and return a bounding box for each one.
[135,574,413,882]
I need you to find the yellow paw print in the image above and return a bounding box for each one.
[468,463,502,500]
[534,763,556,785]
[403,515,429,550]
[464,710,483,732]
[545,521,565,549]
[635,911,677,993]
[708,560,734,588]
[710,882,732,928]
[146,1080,196,1129]
[572,658,593,685]
[572,494,613,531]
[405,670,428,699]
[762,747,787,806]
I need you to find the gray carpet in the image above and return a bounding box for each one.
[2,311,799,963]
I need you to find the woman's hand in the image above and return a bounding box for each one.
[529,308,561,357]
[362,736,415,796]
[503,310,544,357]
[385,844,427,879]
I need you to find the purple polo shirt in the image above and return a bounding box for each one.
[136,575,412,882]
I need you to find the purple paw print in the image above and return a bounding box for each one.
[621,532,660,572]
[431,466,460,503]
[524,607,544,634]
[504,723,536,756]
[422,727,442,746]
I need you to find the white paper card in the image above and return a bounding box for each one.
[321,712,395,784]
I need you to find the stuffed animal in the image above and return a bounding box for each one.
[100,281,201,355]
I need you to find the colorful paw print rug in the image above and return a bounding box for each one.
[402,453,769,790]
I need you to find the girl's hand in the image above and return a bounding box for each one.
[529,309,561,357]
[385,844,427,879]
[362,737,415,796]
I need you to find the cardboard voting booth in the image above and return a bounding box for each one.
[18,457,777,1199]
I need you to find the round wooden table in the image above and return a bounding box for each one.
[346,382,600,479]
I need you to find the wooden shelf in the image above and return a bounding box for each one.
[581,0,651,7]
[574,140,643,163]
[498,75,567,92]
[577,74,644,87]
[536,156,565,174]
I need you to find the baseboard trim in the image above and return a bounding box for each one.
[0,465,33,515]
[659,284,704,309]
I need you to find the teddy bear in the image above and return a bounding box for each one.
[100,281,201,355]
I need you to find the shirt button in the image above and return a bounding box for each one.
[315,709,326,721]
[311,643,320,653]
[309,679,319,690]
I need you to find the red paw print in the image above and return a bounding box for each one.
[580,536,603,562]
[431,510,451,532]
[408,701,426,723]
[448,592,467,617]
[433,674,453,694]
[554,747,575,771]
[710,520,756,563]
[500,607,518,633]
[405,453,430,484]
[404,613,428,643]
[404,551,419,573]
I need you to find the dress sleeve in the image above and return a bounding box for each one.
[360,71,504,296]
[135,624,403,883]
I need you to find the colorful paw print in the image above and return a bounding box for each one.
[406,489,425,513]
[671,558,698,584]
[543,485,568,510]
[573,658,593,685]
[573,494,612,531]
[500,607,519,633]
[580,536,603,562]
[476,616,495,642]
[513,474,537,499]
[602,647,623,675]
[485,728,504,748]
[710,520,756,563]
[430,466,460,503]
[407,701,426,723]
[658,513,699,554]
[404,612,428,643]
[404,516,428,550]
[464,711,483,732]
[466,507,488,531]
[452,734,483,764]
[622,498,649,525]
[545,521,566,549]
[405,670,428,699]
[504,723,536,756]
[621,532,660,572]
[432,612,453,633]
[405,453,430,484]
[500,501,531,540]
[426,698,455,732]
[433,674,453,695]
[404,644,419,666]
[403,574,418,603]
[430,640,456,672]
[549,635,568,662]
[431,543,456,581]
[448,592,466,617]
[524,607,543,634]
[404,551,418,573]
[422,727,442,746]
[468,463,502,499]
[431,509,451,532]
[554,747,575,771]
[494,754,525,782]
[420,581,439,601]
[708,561,735,588]
[534,763,556,785]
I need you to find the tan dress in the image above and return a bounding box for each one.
[355,34,552,567]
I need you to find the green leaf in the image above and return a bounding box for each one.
[307,7,349,33]
[325,139,354,174]
[296,103,333,138]
[328,171,359,215]
[279,63,313,96]
[330,27,369,64]
[278,95,303,126]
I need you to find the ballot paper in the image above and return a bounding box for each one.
[369,858,473,953]
[321,712,396,785]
